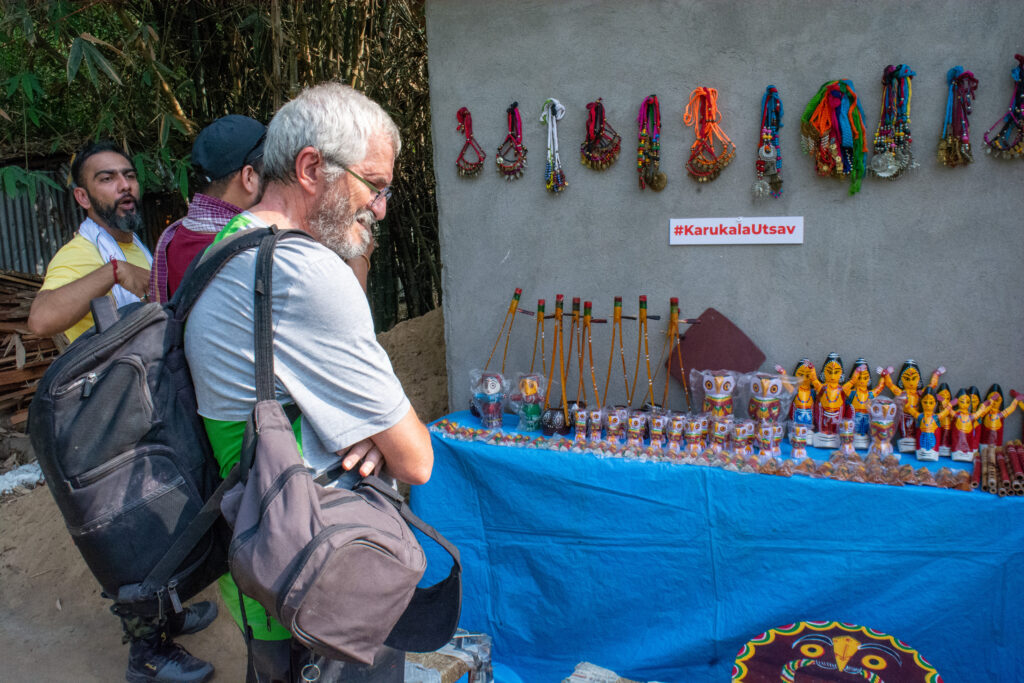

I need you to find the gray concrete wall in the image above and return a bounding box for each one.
[426,0,1024,432]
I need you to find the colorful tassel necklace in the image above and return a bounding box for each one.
[869,64,916,179]
[580,98,621,170]
[455,107,485,176]
[496,102,528,180]
[938,67,979,167]
[683,86,735,183]
[636,94,666,191]
[540,98,568,192]
[983,54,1024,159]
[800,79,868,195]
[752,85,783,199]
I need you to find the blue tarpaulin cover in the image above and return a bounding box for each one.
[411,412,1024,682]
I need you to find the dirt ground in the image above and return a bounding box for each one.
[0,308,448,682]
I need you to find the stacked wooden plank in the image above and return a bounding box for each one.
[0,271,63,430]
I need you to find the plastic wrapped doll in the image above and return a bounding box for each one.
[790,423,811,460]
[936,382,953,456]
[691,369,738,419]
[682,414,705,457]
[835,418,856,457]
[666,413,687,455]
[746,372,790,423]
[511,372,547,432]
[867,396,900,458]
[571,405,589,446]
[843,361,887,449]
[626,411,647,450]
[705,416,733,455]
[882,360,945,453]
[776,359,817,431]
[605,406,628,444]
[648,410,669,450]
[756,421,781,458]
[942,389,992,462]
[904,388,951,462]
[732,419,756,456]
[587,407,604,444]
[470,369,508,429]
[979,385,1020,448]
[813,353,848,449]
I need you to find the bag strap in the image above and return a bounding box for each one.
[138,226,313,598]
[358,475,462,569]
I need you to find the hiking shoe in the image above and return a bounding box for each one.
[126,637,214,683]
[167,601,218,637]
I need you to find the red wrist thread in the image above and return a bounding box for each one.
[110,259,120,286]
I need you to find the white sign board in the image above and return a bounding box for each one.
[669,216,804,245]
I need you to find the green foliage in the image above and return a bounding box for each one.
[0,0,440,327]
[0,164,62,204]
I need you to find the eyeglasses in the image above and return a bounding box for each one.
[342,165,393,207]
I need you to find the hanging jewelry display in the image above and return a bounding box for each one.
[455,107,485,176]
[580,98,621,170]
[683,86,736,183]
[636,95,667,191]
[982,54,1024,159]
[938,67,979,167]
[869,64,917,179]
[800,79,868,195]
[496,102,528,180]
[539,98,568,192]
[752,85,783,199]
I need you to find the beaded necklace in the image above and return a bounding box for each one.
[636,95,666,191]
[800,79,868,195]
[496,102,528,180]
[455,107,485,176]
[938,67,979,167]
[869,64,916,179]
[683,87,735,183]
[752,85,783,199]
[983,54,1024,159]
[539,98,568,192]
[580,98,621,170]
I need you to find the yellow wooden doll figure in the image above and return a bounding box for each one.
[979,384,1020,447]
[942,389,992,462]
[843,360,887,448]
[904,388,952,461]
[776,359,817,430]
[813,353,846,448]
[882,360,945,452]
[936,382,953,455]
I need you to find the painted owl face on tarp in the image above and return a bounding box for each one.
[733,621,943,683]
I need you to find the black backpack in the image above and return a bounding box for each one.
[28,228,287,619]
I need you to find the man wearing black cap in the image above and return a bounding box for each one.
[149,114,266,303]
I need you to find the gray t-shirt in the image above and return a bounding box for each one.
[184,215,410,474]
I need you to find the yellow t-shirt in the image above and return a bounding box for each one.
[39,233,152,342]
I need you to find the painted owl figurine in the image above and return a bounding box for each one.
[666,412,687,455]
[648,411,669,449]
[790,423,810,460]
[868,397,900,458]
[626,411,647,449]
[512,372,546,432]
[683,414,706,456]
[605,406,628,444]
[692,369,738,419]
[572,405,589,446]
[587,407,604,443]
[731,419,756,456]
[747,372,785,423]
[706,416,733,454]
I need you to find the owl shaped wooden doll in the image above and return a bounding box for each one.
[513,372,546,432]
[605,406,627,444]
[867,397,899,458]
[626,411,647,450]
[835,417,856,457]
[732,419,756,456]
[756,421,781,458]
[648,411,669,449]
[683,414,705,457]
[747,372,785,423]
[471,369,507,429]
[692,369,738,419]
[571,405,589,446]
[790,423,810,460]
[666,412,687,455]
[706,416,733,455]
[587,407,604,444]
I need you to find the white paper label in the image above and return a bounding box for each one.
[669,216,804,245]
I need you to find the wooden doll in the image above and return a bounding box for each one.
[979,385,1020,447]
[882,360,945,453]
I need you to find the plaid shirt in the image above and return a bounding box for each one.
[149,193,242,303]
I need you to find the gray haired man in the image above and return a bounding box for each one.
[185,83,431,682]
